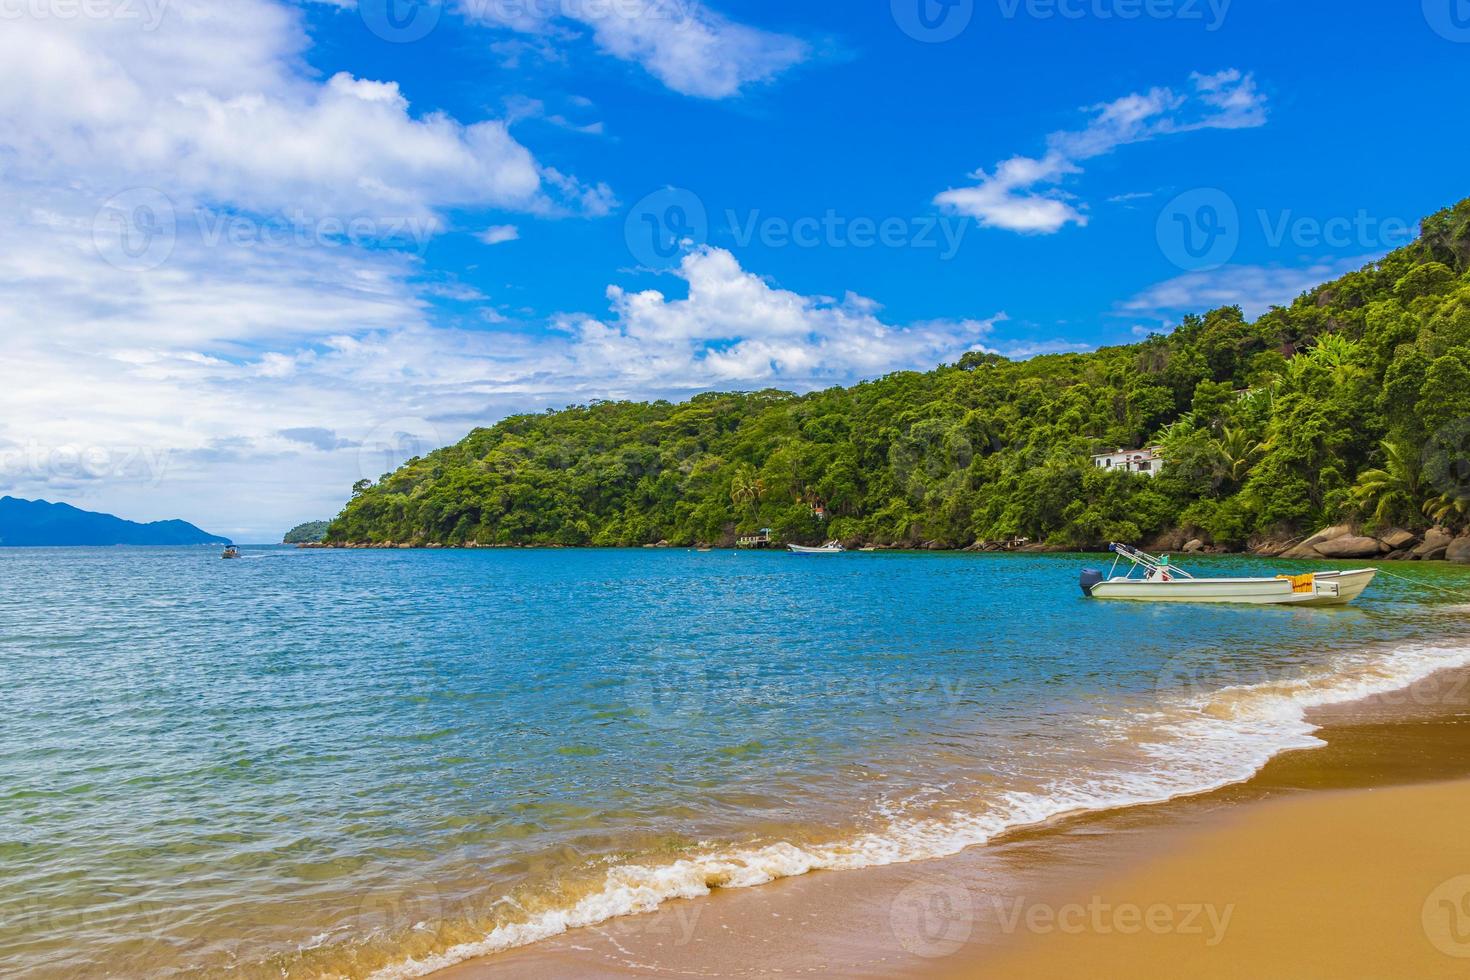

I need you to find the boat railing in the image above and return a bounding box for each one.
[1107,542,1196,580]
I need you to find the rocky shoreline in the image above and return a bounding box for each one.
[299,524,1470,562]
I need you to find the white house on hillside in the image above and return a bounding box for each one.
[1091,446,1165,477]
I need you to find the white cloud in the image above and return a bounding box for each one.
[502,93,606,134]
[936,70,1267,234]
[0,0,604,224]
[0,189,1003,540]
[552,248,1003,390]
[477,225,521,245]
[458,0,808,99]
[0,0,637,539]
[1115,256,1373,324]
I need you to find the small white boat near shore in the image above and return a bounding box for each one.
[788,540,846,554]
[1081,543,1376,606]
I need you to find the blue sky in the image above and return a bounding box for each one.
[1,0,1466,540]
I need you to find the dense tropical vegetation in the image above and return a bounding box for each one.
[283,521,331,544]
[328,198,1470,550]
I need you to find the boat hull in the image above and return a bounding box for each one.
[1088,569,1376,606]
[787,545,845,554]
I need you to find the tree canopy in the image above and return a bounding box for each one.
[328,198,1470,550]
[283,521,331,544]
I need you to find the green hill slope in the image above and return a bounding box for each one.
[283,521,331,544]
[328,198,1470,551]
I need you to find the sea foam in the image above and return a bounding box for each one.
[369,640,1470,979]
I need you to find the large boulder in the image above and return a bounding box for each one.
[1448,537,1470,564]
[1415,527,1455,558]
[1183,538,1205,553]
[1314,535,1385,559]
[1146,529,1187,552]
[1377,528,1418,550]
[1281,524,1352,559]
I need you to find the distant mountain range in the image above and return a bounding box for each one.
[0,496,230,547]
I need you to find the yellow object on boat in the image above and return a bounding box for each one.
[1276,572,1315,594]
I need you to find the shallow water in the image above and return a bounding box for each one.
[2,547,1468,977]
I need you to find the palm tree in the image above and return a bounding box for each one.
[1423,492,1469,526]
[1157,412,1198,443]
[1351,439,1422,525]
[729,463,765,512]
[1212,426,1266,487]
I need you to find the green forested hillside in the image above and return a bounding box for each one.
[328,198,1470,550]
[283,521,331,544]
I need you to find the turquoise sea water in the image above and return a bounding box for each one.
[3,547,1470,977]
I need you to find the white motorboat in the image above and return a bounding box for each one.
[788,540,846,554]
[1080,543,1376,606]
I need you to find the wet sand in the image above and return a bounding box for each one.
[430,666,1470,979]
[971,778,1470,978]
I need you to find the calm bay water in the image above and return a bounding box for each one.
[3,547,1469,977]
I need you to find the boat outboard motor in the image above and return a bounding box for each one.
[1079,568,1103,597]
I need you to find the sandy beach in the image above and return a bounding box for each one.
[973,778,1470,978]
[429,665,1470,979]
